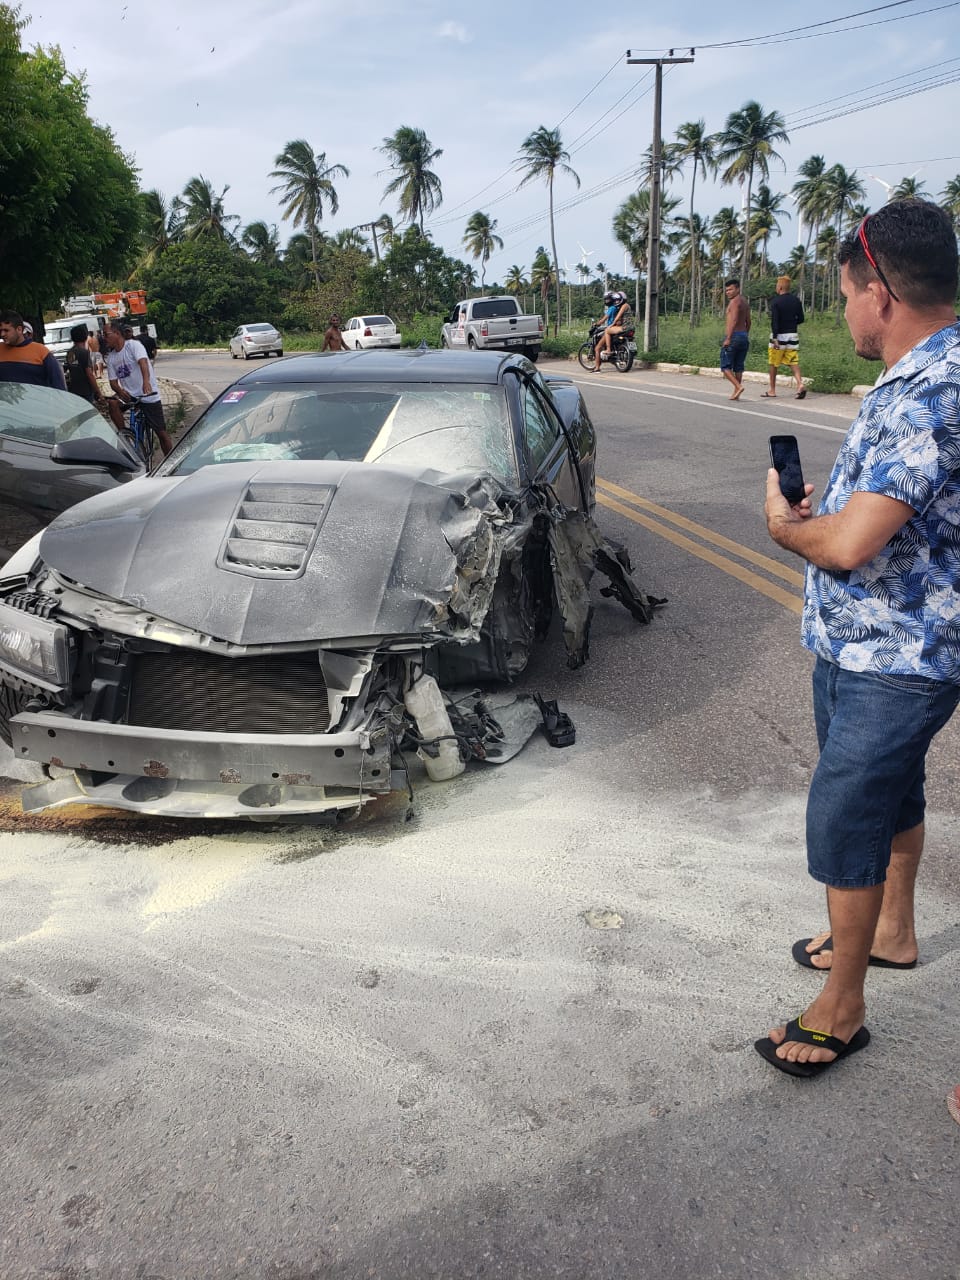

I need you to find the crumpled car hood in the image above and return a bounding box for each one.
[38,461,513,646]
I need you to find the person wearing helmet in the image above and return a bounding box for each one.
[592,291,633,371]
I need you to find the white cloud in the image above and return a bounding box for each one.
[436,21,472,43]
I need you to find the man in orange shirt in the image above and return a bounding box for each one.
[0,311,66,388]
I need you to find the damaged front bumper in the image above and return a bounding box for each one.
[11,711,395,818]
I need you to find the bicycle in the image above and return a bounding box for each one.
[116,396,157,467]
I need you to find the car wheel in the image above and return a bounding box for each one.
[0,684,31,748]
[524,347,539,363]
[467,336,477,350]
[276,350,283,358]
[241,348,249,360]
[230,349,237,359]
[440,336,449,349]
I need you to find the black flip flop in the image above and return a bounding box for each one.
[792,936,917,971]
[755,1016,871,1078]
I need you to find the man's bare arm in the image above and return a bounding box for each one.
[137,356,154,398]
[764,470,915,571]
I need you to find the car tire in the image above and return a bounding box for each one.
[276,350,283,358]
[241,349,249,360]
[524,347,539,363]
[230,350,237,359]
[440,336,449,349]
[467,336,477,350]
[0,684,31,748]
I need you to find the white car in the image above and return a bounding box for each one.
[342,315,402,350]
[229,323,283,360]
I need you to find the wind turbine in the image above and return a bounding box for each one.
[868,168,924,202]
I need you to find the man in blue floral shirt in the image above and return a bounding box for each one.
[758,199,960,1077]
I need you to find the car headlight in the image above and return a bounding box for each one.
[0,601,71,690]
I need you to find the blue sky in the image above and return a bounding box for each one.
[36,0,960,284]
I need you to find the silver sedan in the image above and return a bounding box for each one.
[228,322,283,359]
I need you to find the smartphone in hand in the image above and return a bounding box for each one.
[769,434,806,505]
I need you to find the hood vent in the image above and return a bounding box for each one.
[217,482,335,578]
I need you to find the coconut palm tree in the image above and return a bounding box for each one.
[823,164,866,315]
[180,175,239,242]
[673,212,709,320]
[462,211,504,295]
[530,247,556,331]
[139,189,174,267]
[941,175,960,231]
[715,101,789,284]
[241,220,280,266]
[378,126,443,232]
[791,155,832,310]
[892,174,928,200]
[613,189,682,318]
[749,184,789,278]
[516,126,579,336]
[270,140,349,293]
[673,120,717,324]
[638,139,685,188]
[504,264,528,312]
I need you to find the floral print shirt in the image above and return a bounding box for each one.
[802,321,960,682]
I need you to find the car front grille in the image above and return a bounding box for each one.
[127,649,331,734]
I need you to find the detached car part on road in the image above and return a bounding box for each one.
[0,350,657,820]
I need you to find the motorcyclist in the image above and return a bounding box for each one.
[592,291,633,372]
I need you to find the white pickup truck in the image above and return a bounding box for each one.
[440,297,543,362]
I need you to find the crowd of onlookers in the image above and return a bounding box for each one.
[0,311,171,455]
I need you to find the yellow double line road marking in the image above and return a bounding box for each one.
[596,477,804,615]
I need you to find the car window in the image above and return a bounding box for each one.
[247,323,275,332]
[160,383,518,481]
[0,382,122,448]
[362,317,392,327]
[521,382,561,472]
[471,300,520,320]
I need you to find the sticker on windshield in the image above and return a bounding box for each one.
[473,392,492,401]
[222,390,247,403]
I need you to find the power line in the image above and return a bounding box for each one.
[785,55,960,121]
[791,69,960,129]
[698,0,948,47]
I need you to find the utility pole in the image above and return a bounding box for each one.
[627,49,694,353]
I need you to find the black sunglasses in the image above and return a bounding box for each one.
[856,216,901,303]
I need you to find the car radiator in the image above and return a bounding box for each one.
[127,649,332,734]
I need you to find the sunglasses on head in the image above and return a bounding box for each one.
[856,216,900,303]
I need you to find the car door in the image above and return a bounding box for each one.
[514,373,584,511]
[345,318,360,349]
[449,304,467,349]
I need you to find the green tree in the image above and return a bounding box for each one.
[0,6,141,316]
[891,174,927,200]
[823,164,866,315]
[504,264,528,311]
[715,101,789,284]
[792,155,830,309]
[378,126,443,232]
[673,119,717,324]
[613,189,681,317]
[749,184,789,277]
[462,211,504,295]
[529,247,555,331]
[941,175,960,231]
[138,189,177,269]
[358,226,463,320]
[241,220,281,266]
[141,239,281,344]
[269,139,348,293]
[516,126,579,336]
[180,175,239,242]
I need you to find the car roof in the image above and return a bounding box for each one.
[232,348,529,386]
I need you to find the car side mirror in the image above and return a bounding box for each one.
[50,437,141,472]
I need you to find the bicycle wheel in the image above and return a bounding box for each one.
[577,341,596,371]
[128,409,156,466]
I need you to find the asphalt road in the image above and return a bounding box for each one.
[1,355,958,1279]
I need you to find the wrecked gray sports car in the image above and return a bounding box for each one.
[0,349,656,818]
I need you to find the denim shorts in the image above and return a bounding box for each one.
[720,331,749,374]
[807,657,960,887]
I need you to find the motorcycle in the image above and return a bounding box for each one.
[578,319,637,373]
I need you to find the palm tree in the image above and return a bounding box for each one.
[823,164,866,315]
[613,189,681,318]
[892,174,928,200]
[241,220,280,266]
[378,126,443,231]
[180,175,238,242]
[749,185,789,278]
[792,155,831,310]
[504,264,528,312]
[462,211,504,295]
[941,175,960,231]
[638,139,685,188]
[332,227,369,253]
[139,189,174,267]
[282,232,320,291]
[673,120,717,324]
[530,247,555,331]
[516,126,580,336]
[674,212,709,320]
[270,139,349,293]
[715,101,789,284]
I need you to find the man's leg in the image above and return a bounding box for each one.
[767,882,882,1066]
[107,397,124,432]
[803,821,923,969]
